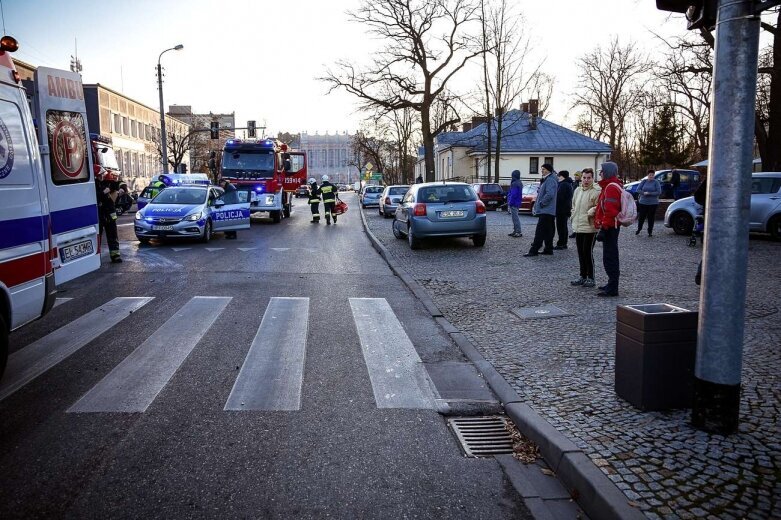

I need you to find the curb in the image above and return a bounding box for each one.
[359,207,645,520]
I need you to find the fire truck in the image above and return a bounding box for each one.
[219,138,307,223]
[89,133,121,182]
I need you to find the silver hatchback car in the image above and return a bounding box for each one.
[391,182,487,249]
[379,185,410,218]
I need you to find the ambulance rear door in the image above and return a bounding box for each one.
[211,187,250,231]
[34,67,99,285]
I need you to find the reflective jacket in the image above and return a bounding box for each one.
[320,181,336,203]
[308,182,321,204]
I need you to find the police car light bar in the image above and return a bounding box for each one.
[158,173,211,186]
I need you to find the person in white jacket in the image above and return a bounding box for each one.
[569,168,601,287]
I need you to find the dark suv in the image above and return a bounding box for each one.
[471,183,506,210]
[625,169,701,200]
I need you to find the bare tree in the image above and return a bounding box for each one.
[322,0,482,181]
[572,38,652,171]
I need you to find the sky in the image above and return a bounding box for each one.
[2,0,711,135]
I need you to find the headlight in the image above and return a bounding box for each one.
[134,211,143,220]
[265,195,275,205]
[184,212,202,221]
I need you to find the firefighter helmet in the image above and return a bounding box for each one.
[321,175,329,182]
[308,178,316,184]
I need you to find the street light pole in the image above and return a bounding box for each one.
[157,44,183,173]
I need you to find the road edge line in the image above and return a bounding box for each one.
[358,207,645,520]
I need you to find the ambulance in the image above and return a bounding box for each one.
[0,37,100,377]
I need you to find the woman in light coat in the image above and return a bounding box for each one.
[570,168,601,287]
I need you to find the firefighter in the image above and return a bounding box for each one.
[97,180,122,263]
[320,175,338,225]
[148,176,166,199]
[307,177,321,223]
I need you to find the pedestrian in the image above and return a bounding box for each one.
[307,177,321,223]
[96,180,122,263]
[554,170,575,249]
[594,161,623,296]
[573,171,582,189]
[570,169,601,288]
[416,174,424,184]
[671,169,681,199]
[320,175,338,225]
[148,176,166,199]
[506,169,523,237]
[524,163,558,257]
[636,169,661,236]
[219,178,238,239]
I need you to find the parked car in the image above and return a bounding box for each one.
[391,182,487,249]
[471,183,506,211]
[295,185,310,198]
[625,169,701,200]
[361,185,385,208]
[379,185,410,218]
[520,183,539,212]
[664,172,781,239]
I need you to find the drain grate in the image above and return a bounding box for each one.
[448,416,514,457]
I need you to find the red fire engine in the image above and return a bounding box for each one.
[219,138,307,223]
[89,133,121,182]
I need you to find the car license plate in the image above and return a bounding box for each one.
[60,239,94,263]
[152,225,174,231]
[487,201,497,205]
[441,210,464,218]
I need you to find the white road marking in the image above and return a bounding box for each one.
[349,298,435,409]
[237,247,257,252]
[68,296,231,413]
[53,297,73,308]
[117,223,134,227]
[0,298,153,402]
[225,297,309,411]
[270,248,290,251]
[205,248,225,252]
[171,247,192,252]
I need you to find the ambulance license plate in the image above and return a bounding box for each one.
[60,239,94,263]
[441,210,464,218]
[152,225,174,231]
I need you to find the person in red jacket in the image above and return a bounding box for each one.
[594,161,623,296]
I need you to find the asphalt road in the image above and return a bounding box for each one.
[0,193,530,519]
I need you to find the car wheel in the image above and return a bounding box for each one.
[392,219,404,239]
[0,313,8,379]
[272,210,282,223]
[200,220,212,243]
[473,234,487,247]
[671,211,694,236]
[283,204,291,218]
[769,215,781,241]
[408,224,421,250]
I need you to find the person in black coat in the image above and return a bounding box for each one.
[219,179,239,239]
[554,170,575,249]
[96,180,122,262]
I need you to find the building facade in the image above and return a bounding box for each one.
[167,105,235,174]
[299,132,356,185]
[83,84,190,191]
[434,110,612,186]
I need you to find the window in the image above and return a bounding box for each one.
[482,184,503,194]
[447,156,452,176]
[529,157,539,174]
[131,120,137,138]
[112,113,121,134]
[417,185,477,203]
[287,154,305,173]
[750,177,778,194]
[116,149,123,170]
[122,117,129,135]
[544,157,554,169]
[0,98,35,187]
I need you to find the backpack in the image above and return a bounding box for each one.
[610,183,638,226]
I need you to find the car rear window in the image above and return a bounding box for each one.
[482,184,503,194]
[417,185,477,203]
[365,186,383,194]
[388,187,408,196]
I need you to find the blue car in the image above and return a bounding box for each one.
[624,169,701,200]
[134,184,250,244]
[391,182,487,249]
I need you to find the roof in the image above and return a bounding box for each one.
[436,109,611,154]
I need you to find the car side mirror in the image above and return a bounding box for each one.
[214,199,225,207]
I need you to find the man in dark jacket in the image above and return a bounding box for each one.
[96,180,122,263]
[524,163,558,257]
[320,175,338,225]
[506,169,523,237]
[219,179,239,239]
[308,177,321,223]
[671,169,681,199]
[554,170,575,249]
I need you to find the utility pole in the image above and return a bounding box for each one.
[693,0,760,434]
[157,45,184,174]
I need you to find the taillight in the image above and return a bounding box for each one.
[476,201,486,214]
[385,197,391,204]
[413,203,427,216]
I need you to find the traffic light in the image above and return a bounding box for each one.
[210,121,219,139]
[655,0,717,30]
[247,120,256,138]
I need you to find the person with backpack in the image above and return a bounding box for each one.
[635,169,662,236]
[594,161,624,297]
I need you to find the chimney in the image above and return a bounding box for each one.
[529,99,539,117]
[521,102,529,113]
[462,122,473,132]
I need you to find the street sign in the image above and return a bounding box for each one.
[371,173,382,180]
[365,162,374,171]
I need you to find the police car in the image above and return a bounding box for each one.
[134,175,250,243]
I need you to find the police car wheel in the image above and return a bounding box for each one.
[0,314,8,379]
[201,220,212,243]
[272,211,282,223]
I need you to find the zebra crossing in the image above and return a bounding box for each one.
[1,296,438,413]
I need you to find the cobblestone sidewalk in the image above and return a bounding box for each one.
[363,206,780,520]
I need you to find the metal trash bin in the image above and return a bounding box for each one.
[615,304,698,410]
